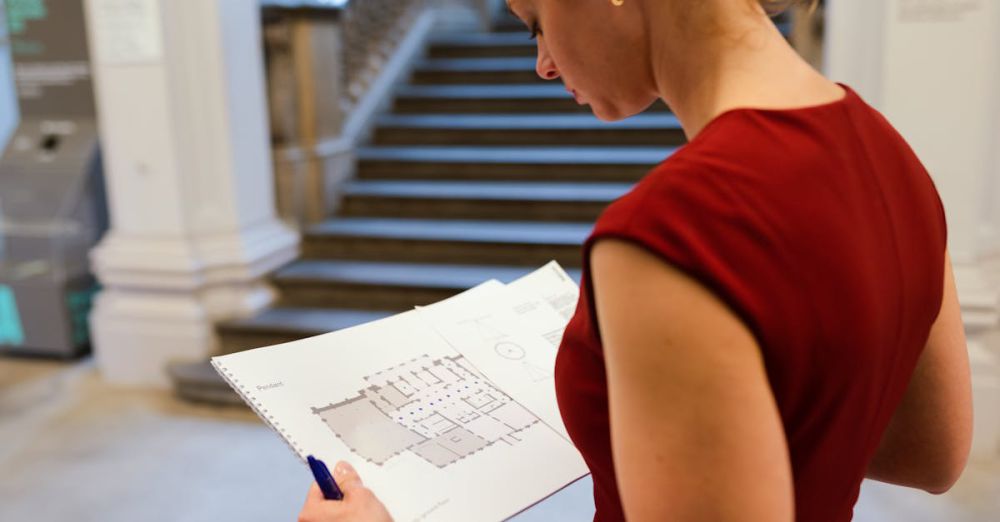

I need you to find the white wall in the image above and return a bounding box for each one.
[987,13,1000,258]
[824,0,887,107]
[0,0,18,149]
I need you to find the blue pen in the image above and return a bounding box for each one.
[307,455,345,501]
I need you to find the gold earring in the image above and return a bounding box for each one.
[611,0,624,5]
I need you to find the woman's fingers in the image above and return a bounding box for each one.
[334,460,365,496]
[300,483,344,522]
[299,463,394,522]
[305,482,326,503]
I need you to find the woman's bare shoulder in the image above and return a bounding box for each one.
[589,238,794,520]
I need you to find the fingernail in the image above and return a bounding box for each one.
[334,461,352,477]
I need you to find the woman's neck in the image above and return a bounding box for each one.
[644,1,841,140]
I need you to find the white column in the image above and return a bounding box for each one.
[826,0,1000,460]
[85,0,299,387]
[0,0,17,147]
[988,97,1000,257]
[823,0,889,108]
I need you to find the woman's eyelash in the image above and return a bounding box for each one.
[529,22,541,40]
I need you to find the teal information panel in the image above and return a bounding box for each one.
[0,285,25,345]
[6,0,48,35]
[67,285,98,345]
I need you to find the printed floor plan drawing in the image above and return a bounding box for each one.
[312,354,539,468]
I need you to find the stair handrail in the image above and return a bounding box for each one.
[261,0,429,226]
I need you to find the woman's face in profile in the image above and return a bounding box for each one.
[508,0,659,121]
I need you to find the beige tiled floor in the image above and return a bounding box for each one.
[0,356,997,522]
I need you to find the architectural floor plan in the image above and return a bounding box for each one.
[214,267,590,521]
[312,354,538,468]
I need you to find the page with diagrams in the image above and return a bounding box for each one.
[416,274,574,442]
[212,308,588,522]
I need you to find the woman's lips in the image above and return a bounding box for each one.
[568,88,583,104]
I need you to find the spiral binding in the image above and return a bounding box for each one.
[210,359,306,461]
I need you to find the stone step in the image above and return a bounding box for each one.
[356,145,672,182]
[492,12,527,33]
[392,83,671,114]
[393,84,672,114]
[168,360,244,405]
[273,259,582,310]
[340,179,630,221]
[303,217,592,267]
[427,32,536,58]
[488,13,790,37]
[411,57,544,84]
[217,307,395,354]
[373,113,685,146]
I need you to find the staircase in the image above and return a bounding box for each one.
[171,10,789,402]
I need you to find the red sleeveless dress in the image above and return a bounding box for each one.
[554,84,948,521]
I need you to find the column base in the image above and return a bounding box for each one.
[959,255,1000,461]
[954,258,1000,330]
[969,335,1000,461]
[89,218,298,387]
[91,291,217,388]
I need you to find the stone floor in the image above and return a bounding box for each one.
[0,356,997,522]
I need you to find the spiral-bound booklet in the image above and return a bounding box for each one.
[211,262,589,522]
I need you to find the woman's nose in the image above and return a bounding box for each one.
[535,44,560,81]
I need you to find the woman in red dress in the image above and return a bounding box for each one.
[299,1,973,520]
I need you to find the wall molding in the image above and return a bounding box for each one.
[955,251,1000,331]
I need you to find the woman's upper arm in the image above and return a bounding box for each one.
[867,248,973,493]
[590,238,794,522]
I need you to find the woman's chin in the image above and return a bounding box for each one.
[590,102,629,123]
[591,98,659,122]
[590,105,630,123]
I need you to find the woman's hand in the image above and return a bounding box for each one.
[298,461,393,522]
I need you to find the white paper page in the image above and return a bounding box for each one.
[506,260,580,322]
[212,310,587,522]
[416,276,574,442]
